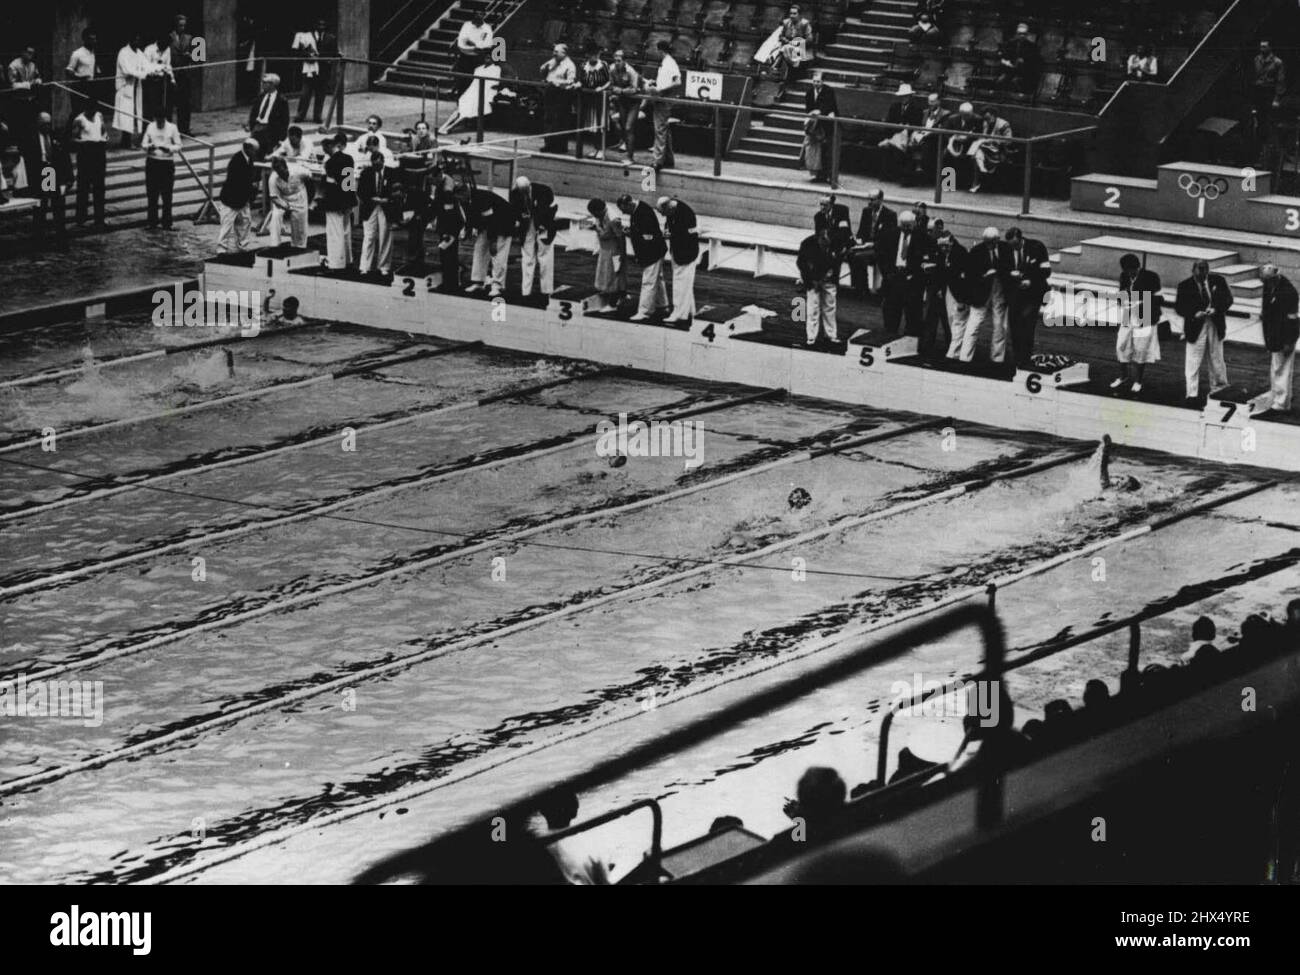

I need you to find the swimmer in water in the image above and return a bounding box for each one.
[269,296,307,327]
[1097,435,1141,492]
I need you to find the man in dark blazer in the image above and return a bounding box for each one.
[925,231,970,361]
[321,134,357,270]
[878,209,931,337]
[28,112,73,243]
[659,195,699,322]
[813,193,853,252]
[357,153,403,278]
[464,185,516,296]
[1259,264,1299,414]
[432,173,466,291]
[961,227,1006,361]
[247,74,291,156]
[510,176,559,299]
[797,228,844,347]
[1174,259,1234,403]
[216,138,260,253]
[618,193,670,320]
[851,189,897,295]
[804,73,839,182]
[1000,226,1052,368]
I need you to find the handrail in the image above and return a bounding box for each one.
[541,797,664,867]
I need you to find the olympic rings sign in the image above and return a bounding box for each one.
[1178,172,1230,200]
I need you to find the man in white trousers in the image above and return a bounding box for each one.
[215,138,259,253]
[796,228,841,346]
[322,134,357,271]
[1174,259,1233,404]
[465,185,515,296]
[961,227,1007,362]
[658,195,698,322]
[510,176,558,300]
[1259,264,1299,415]
[617,194,670,320]
[357,150,397,277]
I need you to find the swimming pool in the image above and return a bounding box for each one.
[1,314,1295,883]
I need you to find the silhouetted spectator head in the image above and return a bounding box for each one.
[1120,252,1141,274]
[587,197,607,218]
[1191,643,1220,665]
[281,297,300,318]
[797,767,846,825]
[1021,718,1043,741]
[1083,679,1110,710]
[1192,616,1216,643]
[1043,699,1073,725]
[535,787,580,831]
[1240,613,1279,650]
[710,815,744,833]
[1286,598,1300,631]
[657,40,672,55]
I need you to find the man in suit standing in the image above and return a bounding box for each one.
[292,19,335,125]
[804,73,838,183]
[851,189,896,296]
[961,227,1006,361]
[813,193,852,252]
[1174,259,1233,404]
[618,194,670,320]
[659,196,699,322]
[432,172,466,292]
[925,231,970,361]
[29,113,73,244]
[216,138,260,254]
[797,227,843,348]
[1001,226,1051,367]
[510,176,558,301]
[247,74,290,156]
[168,16,195,135]
[464,185,516,297]
[878,210,930,337]
[1259,264,1299,414]
[321,134,357,270]
[357,151,401,278]
[877,84,924,181]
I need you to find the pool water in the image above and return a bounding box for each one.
[0,315,1295,884]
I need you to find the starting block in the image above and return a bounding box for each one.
[1013,361,1091,395]
[848,329,917,370]
[255,247,322,279]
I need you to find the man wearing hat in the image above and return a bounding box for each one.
[247,74,290,156]
[618,194,669,320]
[658,196,699,322]
[877,83,924,181]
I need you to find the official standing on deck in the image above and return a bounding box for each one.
[851,189,896,296]
[797,228,842,347]
[1259,264,1299,414]
[1174,260,1233,404]
[1001,226,1051,367]
[879,210,929,338]
[511,176,558,300]
[1112,252,1162,395]
[659,196,699,322]
[216,138,259,253]
[963,228,1006,362]
[322,134,357,270]
[434,172,466,292]
[465,185,515,297]
[618,194,670,320]
[358,150,400,278]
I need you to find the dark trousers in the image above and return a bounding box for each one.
[612,98,638,158]
[542,89,572,152]
[74,143,107,224]
[881,271,923,336]
[145,157,175,226]
[439,238,461,291]
[296,74,328,122]
[174,71,193,132]
[849,247,877,293]
[34,191,67,240]
[143,77,169,122]
[920,284,951,359]
[1009,293,1040,367]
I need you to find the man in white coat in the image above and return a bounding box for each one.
[114,34,150,149]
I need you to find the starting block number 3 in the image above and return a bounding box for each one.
[1287,209,1300,232]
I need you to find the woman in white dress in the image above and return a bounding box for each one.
[114,34,150,148]
[268,156,310,247]
[1112,252,1162,395]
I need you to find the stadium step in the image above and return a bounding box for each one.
[1053,234,1246,285]
[728,148,803,168]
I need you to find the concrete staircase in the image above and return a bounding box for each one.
[730,0,906,168]
[377,0,520,97]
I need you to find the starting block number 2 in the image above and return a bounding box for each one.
[1104,187,1121,209]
